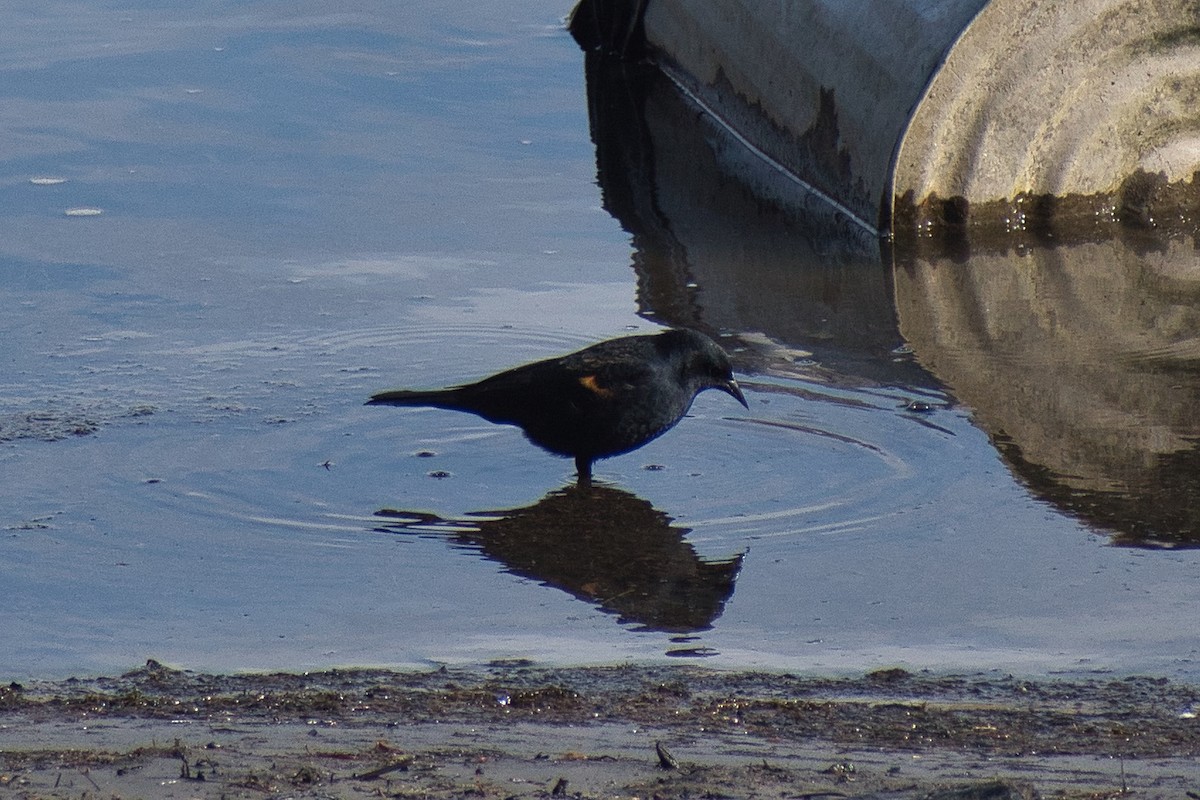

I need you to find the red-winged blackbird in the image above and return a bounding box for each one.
[367,328,748,482]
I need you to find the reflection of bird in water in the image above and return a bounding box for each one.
[374,484,742,633]
[367,328,747,483]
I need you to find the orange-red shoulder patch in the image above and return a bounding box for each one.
[578,374,614,397]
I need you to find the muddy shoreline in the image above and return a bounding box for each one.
[2,660,1199,798]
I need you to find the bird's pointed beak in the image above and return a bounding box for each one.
[721,378,749,409]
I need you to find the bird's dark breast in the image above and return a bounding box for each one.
[517,379,690,460]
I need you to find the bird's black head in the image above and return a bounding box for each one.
[658,329,748,408]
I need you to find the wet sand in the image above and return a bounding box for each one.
[3,660,1198,799]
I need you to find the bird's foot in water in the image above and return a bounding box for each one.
[574,455,593,487]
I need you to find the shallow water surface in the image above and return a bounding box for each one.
[2,1,1199,681]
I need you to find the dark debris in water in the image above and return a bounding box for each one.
[0,404,155,442]
[0,410,99,441]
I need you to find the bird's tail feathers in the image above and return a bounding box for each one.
[365,388,462,408]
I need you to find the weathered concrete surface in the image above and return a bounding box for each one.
[571,0,1200,233]
[638,1,987,232]
[897,0,1200,228]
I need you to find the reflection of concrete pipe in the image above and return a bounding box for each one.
[570,0,1200,235]
[578,52,934,386]
[893,236,1200,547]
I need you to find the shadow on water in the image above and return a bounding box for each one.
[577,45,1200,549]
[373,484,741,635]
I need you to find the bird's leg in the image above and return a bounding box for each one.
[574,454,593,486]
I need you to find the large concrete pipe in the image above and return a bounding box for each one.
[570,0,1200,236]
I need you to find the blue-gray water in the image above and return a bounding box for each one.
[2,1,1198,681]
